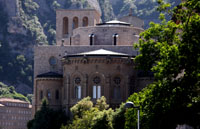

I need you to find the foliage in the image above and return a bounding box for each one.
[62,96,116,129]
[95,96,109,111]
[125,0,200,129]
[70,97,93,118]
[0,82,29,102]
[0,1,34,91]
[112,103,126,129]
[26,94,33,103]
[28,99,68,129]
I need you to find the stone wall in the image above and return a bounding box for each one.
[56,9,101,45]
[34,45,138,78]
[33,78,63,112]
[71,25,143,46]
[62,56,136,109]
[119,15,144,28]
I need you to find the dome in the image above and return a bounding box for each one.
[63,49,130,58]
[97,20,131,26]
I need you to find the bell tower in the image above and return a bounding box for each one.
[56,9,101,45]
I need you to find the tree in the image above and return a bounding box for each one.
[27,99,68,129]
[70,97,93,118]
[63,96,114,129]
[125,0,200,129]
[112,103,126,129]
[95,96,109,111]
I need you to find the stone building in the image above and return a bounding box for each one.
[33,9,153,115]
[0,98,32,129]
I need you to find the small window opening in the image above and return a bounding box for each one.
[40,91,43,100]
[113,33,118,45]
[89,34,95,45]
[55,90,59,100]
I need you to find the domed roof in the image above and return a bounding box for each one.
[37,72,63,78]
[63,49,130,58]
[97,20,131,26]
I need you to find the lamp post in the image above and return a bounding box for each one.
[125,101,140,129]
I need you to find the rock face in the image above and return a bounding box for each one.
[87,0,102,15]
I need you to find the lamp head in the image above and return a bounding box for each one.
[125,101,134,108]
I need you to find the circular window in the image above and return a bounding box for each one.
[93,76,101,84]
[74,77,81,84]
[114,77,121,85]
[49,57,57,66]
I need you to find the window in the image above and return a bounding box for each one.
[75,86,81,99]
[47,90,51,100]
[113,33,118,45]
[40,90,43,100]
[55,90,59,100]
[93,85,101,99]
[89,34,95,45]
[63,17,69,37]
[93,76,101,99]
[82,17,88,27]
[73,17,78,29]
[49,56,57,66]
[74,77,81,99]
[113,77,121,99]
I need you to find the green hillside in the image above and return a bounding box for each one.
[0,82,30,102]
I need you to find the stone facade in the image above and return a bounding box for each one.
[0,98,32,129]
[56,9,101,45]
[33,9,153,116]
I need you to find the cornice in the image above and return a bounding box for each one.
[62,57,134,65]
[35,78,63,81]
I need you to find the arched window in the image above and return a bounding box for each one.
[73,17,79,29]
[74,77,81,99]
[55,90,59,100]
[89,34,95,45]
[113,77,121,99]
[40,90,43,100]
[63,17,69,37]
[82,17,88,27]
[93,76,101,99]
[47,90,51,100]
[113,33,118,45]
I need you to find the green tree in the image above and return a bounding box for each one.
[125,0,200,129]
[27,99,68,129]
[95,96,109,111]
[70,96,93,118]
[63,96,114,129]
[112,103,126,129]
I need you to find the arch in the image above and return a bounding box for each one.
[113,33,119,45]
[112,74,124,100]
[63,17,69,36]
[72,17,79,29]
[89,34,95,45]
[71,71,84,99]
[82,17,88,27]
[89,72,105,99]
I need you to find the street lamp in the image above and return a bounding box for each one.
[125,101,140,129]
